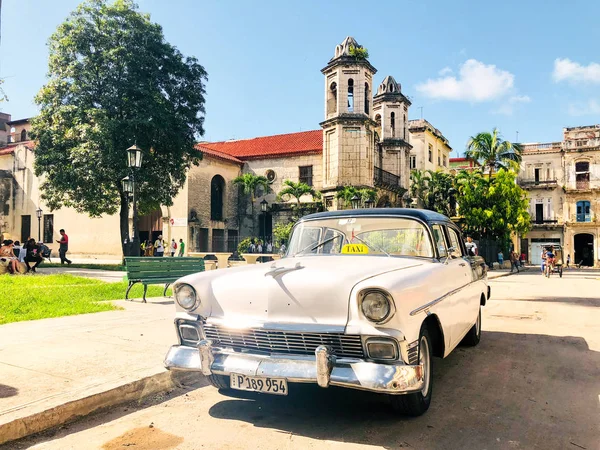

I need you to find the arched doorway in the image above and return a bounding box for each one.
[211,175,225,221]
[574,233,594,267]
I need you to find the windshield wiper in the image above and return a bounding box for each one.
[351,234,391,257]
[292,234,343,257]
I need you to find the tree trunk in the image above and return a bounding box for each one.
[119,192,130,257]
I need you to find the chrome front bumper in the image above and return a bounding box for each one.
[164,340,424,394]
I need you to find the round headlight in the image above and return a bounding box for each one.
[175,284,198,310]
[360,290,393,323]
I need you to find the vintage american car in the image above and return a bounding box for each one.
[164,208,489,416]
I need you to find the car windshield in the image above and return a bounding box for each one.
[287,216,434,258]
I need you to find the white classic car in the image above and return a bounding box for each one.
[164,208,489,416]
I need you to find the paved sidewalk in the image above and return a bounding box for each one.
[0,298,181,445]
[36,266,126,283]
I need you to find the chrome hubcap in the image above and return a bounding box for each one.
[420,335,431,397]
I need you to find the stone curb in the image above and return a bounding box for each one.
[0,370,196,446]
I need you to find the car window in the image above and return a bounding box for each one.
[447,227,464,257]
[431,224,447,258]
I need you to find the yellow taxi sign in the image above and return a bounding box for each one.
[341,243,369,254]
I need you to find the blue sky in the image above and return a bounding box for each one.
[3,0,600,156]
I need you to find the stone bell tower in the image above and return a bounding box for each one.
[372,75,412,193]
[320,37,378,205]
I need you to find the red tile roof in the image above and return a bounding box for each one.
[0,140,35,156]
[196,144,243,165]
[199,130,323,160]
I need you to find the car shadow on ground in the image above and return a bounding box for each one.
[209,331,600,450]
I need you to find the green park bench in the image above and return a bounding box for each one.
[124,257,205,303]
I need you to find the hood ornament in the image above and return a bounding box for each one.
[265,262,304,278]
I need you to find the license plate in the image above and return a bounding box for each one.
[230,373,288,395]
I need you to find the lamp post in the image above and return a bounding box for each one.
[260,199,268,240]
[126,144,143,257]
[36,207,43,242]
[364,198,374,209]
[350,194,361,210]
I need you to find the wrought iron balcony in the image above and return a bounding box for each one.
[532,218,560,226]
[374,166,402,192]
[519,179,558,189]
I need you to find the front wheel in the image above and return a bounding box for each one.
[207,374,231,390]
[390,326,433,416]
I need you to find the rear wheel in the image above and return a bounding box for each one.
[208,374,230,390]
[390,326,432,416]
[461,306,482,346]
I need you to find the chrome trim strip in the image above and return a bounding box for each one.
[409,281,471,316]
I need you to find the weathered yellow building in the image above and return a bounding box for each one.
[408,119,452,172]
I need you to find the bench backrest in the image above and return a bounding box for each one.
[125,257,205,281]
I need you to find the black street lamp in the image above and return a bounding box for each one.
[364,198,374,209]
[260,199,268,239]
[350,194,361,210]
[126,144,143,257]
[36,207,43,242]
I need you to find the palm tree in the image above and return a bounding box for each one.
[465,128,523,179]
[336,186,377,208]
[233,173,269,234]
[277,180,321,218]
[409,169,429,208]
[425,170,457,216]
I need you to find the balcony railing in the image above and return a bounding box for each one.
[533,218,559,225]
[564,180,600,191]
[521,142,561,152]
[374,166,401,191]
[518,179,558,189]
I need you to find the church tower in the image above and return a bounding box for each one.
[372,75,412,194]
[320,37,377,207]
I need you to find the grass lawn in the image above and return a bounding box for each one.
[0,274,169,325]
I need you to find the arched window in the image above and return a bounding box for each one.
[210,175,225,221]
[327,82,337,114]
[390,112,395,137]
[364,83,370,114]
[347,79,354,112]
[576,200,591,222]
[20,129,27,141]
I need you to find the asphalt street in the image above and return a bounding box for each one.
[10,270,600,450]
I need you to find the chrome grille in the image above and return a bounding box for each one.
[203,324,365,359]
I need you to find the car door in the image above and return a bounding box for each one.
[444,225,478,348]
[428,223,467,351]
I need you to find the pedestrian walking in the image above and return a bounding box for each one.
[540,249,546,274]
[154,235,164,257]
[178,239,185,257]
[170,239,177,257]
[266,241,273,253]
[497,250,504,267]
[520,252,526,267]
[510,251,520,273]
[56,229,72,265]
[566,254,571,269]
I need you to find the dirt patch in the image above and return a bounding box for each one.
[101,426,183,450]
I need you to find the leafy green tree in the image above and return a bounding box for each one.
[273,222,294,247]
[465,128,523,179]
[409,169,429,208]
[456,169,531,248]
[233,173,269,234]
[31,0,207,255]
[424,170,457,217]
[277,180,321,218]
[336,186,377,208]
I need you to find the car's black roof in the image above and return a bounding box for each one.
[300,208,453,224]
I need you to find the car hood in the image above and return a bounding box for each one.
[182,255,425,329]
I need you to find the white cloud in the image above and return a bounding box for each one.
[438,67,453,76]
[568,99,600,116]
[492,95,531,115]
[416,59,514,102]
[553,58,600,83]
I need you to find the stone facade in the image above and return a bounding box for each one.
[518,124,600,267]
